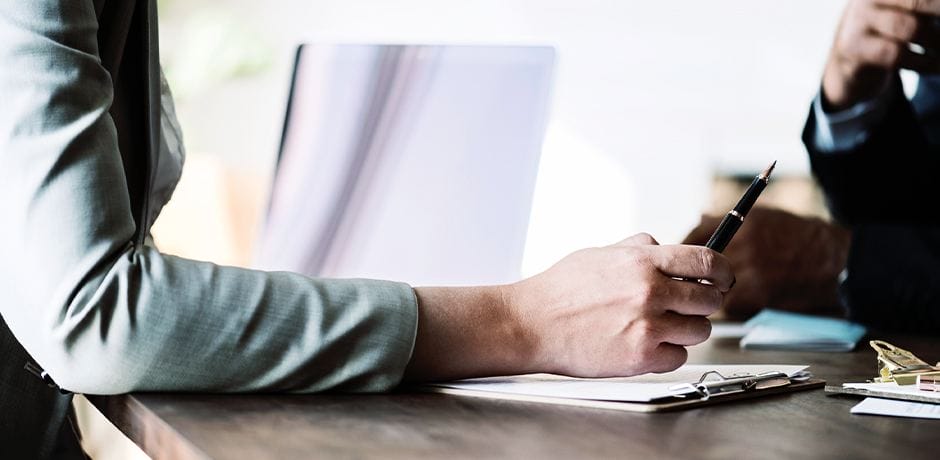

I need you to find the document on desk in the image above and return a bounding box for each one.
[424,364,812,412]
[851,398,940,419]
[837,382,940,403]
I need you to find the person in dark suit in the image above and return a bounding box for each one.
[803,0,940,332]
[685,0,940,333]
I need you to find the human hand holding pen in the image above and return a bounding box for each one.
[508,233,733,377]
[406,233,733,381]
[406,163,759,382]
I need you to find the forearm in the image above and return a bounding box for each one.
[0,242,419,394]
[0,0,418,395]
[404,285,537,382]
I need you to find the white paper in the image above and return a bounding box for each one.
[851,397,940,419]
[431,365,809,403]
[843,382,940,402]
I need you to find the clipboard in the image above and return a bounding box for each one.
[422,369,825,413]
[824,385,940,404]
[824,340,940,404]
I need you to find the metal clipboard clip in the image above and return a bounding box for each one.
[667,370,798,401]
[870,340,940,386]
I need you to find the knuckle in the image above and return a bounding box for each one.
[642,345,663,367]
[880,41,903,66]
[707,288,723,311]
[670,347,689,368]
[652,346,687,373]
[638,318,656,339]
[696,318,713,342]
[698,248,718,274]
[634,232,656,245]
[896,14,919,40]
[636,318,661,343]
[636,286,654,306]
[626,247,651,268]
[636,276,662,306]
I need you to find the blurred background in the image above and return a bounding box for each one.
[149,0,873,279]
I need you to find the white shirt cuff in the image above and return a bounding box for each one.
[811,82,894,153]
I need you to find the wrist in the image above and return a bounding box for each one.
[496,281,544,375]
[822,56,891,111]
[405,285,538,381]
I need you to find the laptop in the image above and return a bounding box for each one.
[254,44,555,286]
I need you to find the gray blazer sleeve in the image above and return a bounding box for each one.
[0,1,418,394]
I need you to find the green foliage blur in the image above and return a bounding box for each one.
[157,0,274,101]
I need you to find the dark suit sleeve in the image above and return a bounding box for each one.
[802,78,940,226]
[803,78,940,333]
[839,225,940,333]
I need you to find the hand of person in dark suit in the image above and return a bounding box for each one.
[823,0,940,110]
[683,208,851,320]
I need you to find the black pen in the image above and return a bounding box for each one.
[705,161,776,253]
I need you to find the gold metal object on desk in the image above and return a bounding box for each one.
[870,340,940,386]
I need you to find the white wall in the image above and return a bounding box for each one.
[161,0,850,274]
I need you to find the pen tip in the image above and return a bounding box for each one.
[760,161,777,181]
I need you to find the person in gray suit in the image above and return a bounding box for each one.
[0,1,733,457]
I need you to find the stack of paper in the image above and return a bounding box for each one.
[840,382,940,403]
[740,309,867,352]
[836,382,940,420]
[850,398,940,420]
[424,364,813,412]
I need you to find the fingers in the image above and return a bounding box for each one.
[876,0,940,16]
[868,6,938,44]
[628,313,707,375]
[856,2,940,67]
[825,0,940,107]
[658,279,724,316]
[647,245,735,292]
[863,7,940,71]
[635,272,723,316]
[648,343,689,374]
[657,312,712,346]
[641,315,707,374]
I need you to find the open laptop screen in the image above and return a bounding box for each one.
[254,44,554,286]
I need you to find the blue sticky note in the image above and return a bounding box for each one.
[740,309,867,352]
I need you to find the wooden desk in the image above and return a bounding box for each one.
[88,333,939,459]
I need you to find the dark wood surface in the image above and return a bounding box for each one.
[89,331,940,460]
